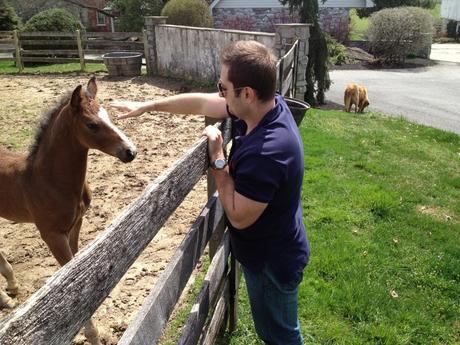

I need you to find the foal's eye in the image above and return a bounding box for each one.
[86,123,99,131]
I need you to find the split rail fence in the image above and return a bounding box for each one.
[0,30,145,71]
[0,39,301,345]
[0,118,235,345]
[276,39,299,98]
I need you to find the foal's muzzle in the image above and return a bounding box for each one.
[119,148,137,163]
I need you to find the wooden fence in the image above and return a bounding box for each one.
[0,118,235,345]
[1,30,299,92]
[0,30,145,71]
[0,39,300,345]
[276,39,300,98]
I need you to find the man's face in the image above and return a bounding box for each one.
[219,65,243,116]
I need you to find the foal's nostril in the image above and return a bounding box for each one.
[125,148,137,162]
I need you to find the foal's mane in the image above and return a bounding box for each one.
[27,92,72,162]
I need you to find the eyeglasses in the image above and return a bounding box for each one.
[217,81,246,97]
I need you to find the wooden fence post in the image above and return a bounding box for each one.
[206,116,219,259]
[76,30,85,72]
[228,253,240,332]
[142,29,150,75]
[13,30,23,72]
[293,41,299,97]
[278,58,284,95]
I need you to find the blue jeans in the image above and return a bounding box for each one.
[242,264,304,345]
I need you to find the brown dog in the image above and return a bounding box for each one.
[344,83,369,113]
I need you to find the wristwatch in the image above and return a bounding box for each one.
[211,158,227,170]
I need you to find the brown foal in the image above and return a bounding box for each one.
[0,77,136,344]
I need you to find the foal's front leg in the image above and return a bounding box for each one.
[0,251,19,309]
[68,217,103,345]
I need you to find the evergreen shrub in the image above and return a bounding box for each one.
[366,6,433,64]
[23,8,83,32]
[161,0,213,28]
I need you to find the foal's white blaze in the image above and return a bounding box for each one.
[97,106,136,150]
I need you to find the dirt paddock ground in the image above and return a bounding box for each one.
[0,74,210,344]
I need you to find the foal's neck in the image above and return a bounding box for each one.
[29,106,88,190]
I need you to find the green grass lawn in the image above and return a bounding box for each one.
[218,109,459,344]
[0,60,107,74]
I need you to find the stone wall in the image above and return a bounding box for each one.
[212,7,350,40]
[318,8,349,42]
[213,8,300,33]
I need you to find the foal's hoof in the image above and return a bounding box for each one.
[0,292,17,309]
[6,284,19,296]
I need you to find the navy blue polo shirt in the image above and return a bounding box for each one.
[227,94,310,284]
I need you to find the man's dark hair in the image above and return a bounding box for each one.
[220,40,277,102]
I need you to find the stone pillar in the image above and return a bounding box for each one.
[274,23,311,99]
[144,16,168,75]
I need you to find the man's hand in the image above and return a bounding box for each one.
[203,125,224,162]
[109,101,151,119]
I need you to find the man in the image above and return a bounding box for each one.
[110,40,309,345]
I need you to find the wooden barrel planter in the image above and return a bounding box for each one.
[285,97,310,127]
[102,51,143,77]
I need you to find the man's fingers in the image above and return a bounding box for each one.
[203,125,222,138]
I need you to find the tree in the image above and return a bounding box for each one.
[111,0,164,31]
[357,0,437,17]
[280,0,330,106]
[0,0,22,30]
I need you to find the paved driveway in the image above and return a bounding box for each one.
[430,43,460,64]
[326,63,460,135]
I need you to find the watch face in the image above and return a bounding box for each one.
[214,158,227,169]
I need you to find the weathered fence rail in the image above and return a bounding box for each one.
[0,31,14,57]
[0,119,234,344]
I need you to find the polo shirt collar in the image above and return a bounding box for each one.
[248,94,282,135]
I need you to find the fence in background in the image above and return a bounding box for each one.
[1,21,310,99]
[0,30,144,71]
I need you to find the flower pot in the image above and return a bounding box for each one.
[285,97,310,127]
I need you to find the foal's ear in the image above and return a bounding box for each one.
[71,85,83,108]
[87,76,98,99]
